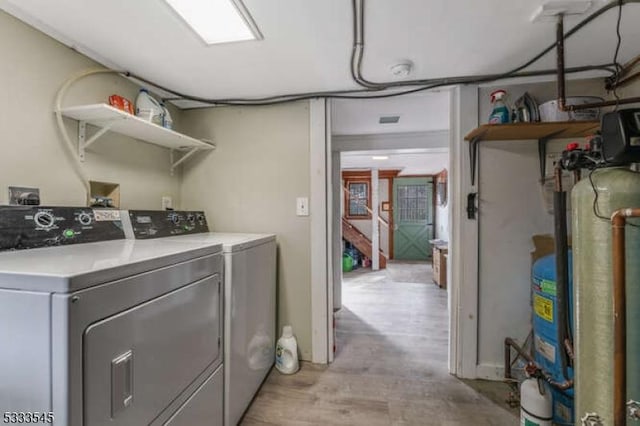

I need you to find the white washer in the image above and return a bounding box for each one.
[0,207,225,426]
[125,211,277,426]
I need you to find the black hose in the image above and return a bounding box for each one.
[351,0,640,89]
[553,189,571,380]
[123,0,638,106]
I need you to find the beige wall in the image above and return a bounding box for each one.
[178,103,313,360]
[0,11,182,208]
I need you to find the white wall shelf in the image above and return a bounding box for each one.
[59,103,215,173]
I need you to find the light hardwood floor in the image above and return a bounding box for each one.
[241,261,517,426]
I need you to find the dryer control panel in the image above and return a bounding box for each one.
[126,210,208,239]
[0,206,125,251]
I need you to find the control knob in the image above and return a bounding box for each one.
[170,213,181,226]
[187,214,195,224]
[34,211,55,229]
[78,212,92,226]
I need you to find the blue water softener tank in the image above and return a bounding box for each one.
[532,252,574,424]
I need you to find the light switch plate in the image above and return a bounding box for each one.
[296,197,309,216]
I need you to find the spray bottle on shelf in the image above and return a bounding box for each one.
[488,89,510,124]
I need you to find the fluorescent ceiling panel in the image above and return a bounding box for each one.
[165,0,261,45]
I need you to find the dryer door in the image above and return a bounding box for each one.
[83,275,221,426]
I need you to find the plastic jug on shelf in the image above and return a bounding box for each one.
[135,89,163,126]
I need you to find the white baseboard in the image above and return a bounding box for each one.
[475,363,506,381]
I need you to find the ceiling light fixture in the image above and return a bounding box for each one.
[165,0,262,45]
[372,156,389,160]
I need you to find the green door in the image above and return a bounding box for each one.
[393,177,434,260]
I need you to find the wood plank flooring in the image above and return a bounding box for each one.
[241,261,517,426]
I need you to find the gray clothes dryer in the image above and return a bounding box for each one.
[0,207,225,426]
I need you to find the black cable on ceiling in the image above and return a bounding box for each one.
[123,0,637,106]
[350,0,640,89]
[611,0,624,110]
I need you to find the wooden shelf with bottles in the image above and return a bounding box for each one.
[464,121,600,186]
[465,121,600,143]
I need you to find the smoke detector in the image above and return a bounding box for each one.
[531,1,593,22]
[390,61,413,78]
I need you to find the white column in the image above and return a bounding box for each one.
[371,168,380,270]
[309,98,328,364]
[448,85,479,378]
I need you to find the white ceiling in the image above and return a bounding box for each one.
[341,149,449,176]
[332,91,450,135]
[1,0,638,101]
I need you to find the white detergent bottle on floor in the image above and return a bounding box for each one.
[275,325,299,374]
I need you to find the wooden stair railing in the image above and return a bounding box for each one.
[342,217,387,269]
[342,186,389,228]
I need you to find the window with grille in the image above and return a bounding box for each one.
[347,181,370,218]
[397,184,429,222]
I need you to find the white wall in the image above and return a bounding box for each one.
[436,200,449,240]
[178,102,314,361]
[474,79,607,377]
[0,11,182,209]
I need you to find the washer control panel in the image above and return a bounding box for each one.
[0,207,125,251]
[127,210,208,239]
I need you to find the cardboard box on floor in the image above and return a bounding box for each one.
[531,234,572,264]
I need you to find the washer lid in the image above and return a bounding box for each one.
[0,239,222,293]
[161,232,276,253]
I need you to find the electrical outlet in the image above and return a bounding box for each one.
[162,196,173,210]
[9,186,40,205]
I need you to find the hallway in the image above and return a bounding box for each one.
[241,262,517,425]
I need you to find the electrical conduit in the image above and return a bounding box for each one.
[54,68,123,198]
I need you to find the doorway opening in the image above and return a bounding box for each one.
[329,93,453,375]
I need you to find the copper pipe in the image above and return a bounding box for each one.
[608,70,640,90]
[611,208,640,426]
[620,54,640,77]
[556,10,640,111]
[557,15,567,112]
[606,54,640,90]
[504,338,573,391]
[547,378,574,391]
[573,169,582,185]
[564,338,575,361]
[504,337,534,379]
[554,164,564,193]
[566,97,640,110]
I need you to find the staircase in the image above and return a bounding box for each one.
[342,218,387,269]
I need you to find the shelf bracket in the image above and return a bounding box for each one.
[78,121,114,162]
[469,135,482,187]
[170,147,200,175]
[537,129,567,182]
